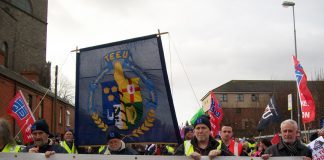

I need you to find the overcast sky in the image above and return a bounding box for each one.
[47,0,324,125]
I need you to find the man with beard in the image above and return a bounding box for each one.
[22,119,67,157]
[175,115,232,159]
[261,119,312,160]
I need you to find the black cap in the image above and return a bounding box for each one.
[184,126,194,135]
[107,130,122,142]
[193,115,211,130]
[31,119,49,134]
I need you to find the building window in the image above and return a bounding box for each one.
[28,94,33,110]
[66,110,71,126]
[219,94,228,102]
[38,101,43,119]
[251,94,259,102]
[59,107,62,124]
[0,42,8,67]
[236,94,244,102]
[11,0,32,13]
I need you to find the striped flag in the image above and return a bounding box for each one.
[293,55,315,123]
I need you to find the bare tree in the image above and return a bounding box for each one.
[51,72,75,104]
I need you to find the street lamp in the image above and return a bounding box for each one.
[282,1,301,130]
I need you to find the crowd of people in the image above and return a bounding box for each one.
[1,116,323,159]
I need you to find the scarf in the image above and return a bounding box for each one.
[280,137,298,156]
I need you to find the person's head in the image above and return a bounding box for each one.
[184,126,194,140]
[64,130,74,142]
[318,127,324,138]
[106,130,122,151]
[31,119,50,147]
[260,138,272,150]
[220,124,233,142]
[193,115,211,142]
[280,119,298,144]
[0,118,15,147]
[242,141,249,150]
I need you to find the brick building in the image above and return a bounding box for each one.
[0,0,75,139]
[0,0,50,87]
[201,80,324,138]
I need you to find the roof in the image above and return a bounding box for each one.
[200,80,324,100]
[213,80,298,93]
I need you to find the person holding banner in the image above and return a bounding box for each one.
[22,119,67,157]
[174,115,232,159]
[99,129,137,155]
[262,119,312,160]
[0,118,22,153]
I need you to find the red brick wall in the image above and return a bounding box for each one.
[0,74,75,141]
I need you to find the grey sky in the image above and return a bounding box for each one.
[47,0,324,124]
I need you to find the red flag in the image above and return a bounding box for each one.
[271,133,280,145]
[208,92,223,138]
[7,90,35,144]
[293,56,316,123]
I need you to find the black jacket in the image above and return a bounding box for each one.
[22,142,67,153]
[264,139,312,158]
[174,136,233,156]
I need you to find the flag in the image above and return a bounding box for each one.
[190,107,205,125]
[293,55,316,123]
[257,95,280,132]
[75,34,181,145]
[7,90,35,144]
[208,92,223,138]
[271,133,280,145]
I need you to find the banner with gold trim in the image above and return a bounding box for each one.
[75,34,181,145]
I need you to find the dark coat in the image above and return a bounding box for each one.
[264,139,312,158]
[174,136,233,156]
[22,143,67,153]
[99,144,138,155]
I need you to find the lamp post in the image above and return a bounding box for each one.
[282,1,301,130]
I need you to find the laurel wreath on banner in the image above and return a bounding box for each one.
[91,112,109,132]
[130,108,155,137]
[90,108,156,137]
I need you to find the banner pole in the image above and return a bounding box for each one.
[303,123,308,143]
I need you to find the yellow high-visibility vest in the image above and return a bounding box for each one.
[60,141,78,154]
[165,145,175,154]
[184,140,221,156]
[1,144,21,153]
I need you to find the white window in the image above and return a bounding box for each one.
[59,108,62,124]
[66,110,70,126]
[236,94,244,102]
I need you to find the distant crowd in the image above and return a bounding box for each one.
[1,116,323,159]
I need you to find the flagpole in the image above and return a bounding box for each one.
[282,1,301,130]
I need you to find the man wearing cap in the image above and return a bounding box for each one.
[22,119,67,157]
[183,126,194,141]
[175,115,232,159]
[99,129,137,155]
[60,130,78,154]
